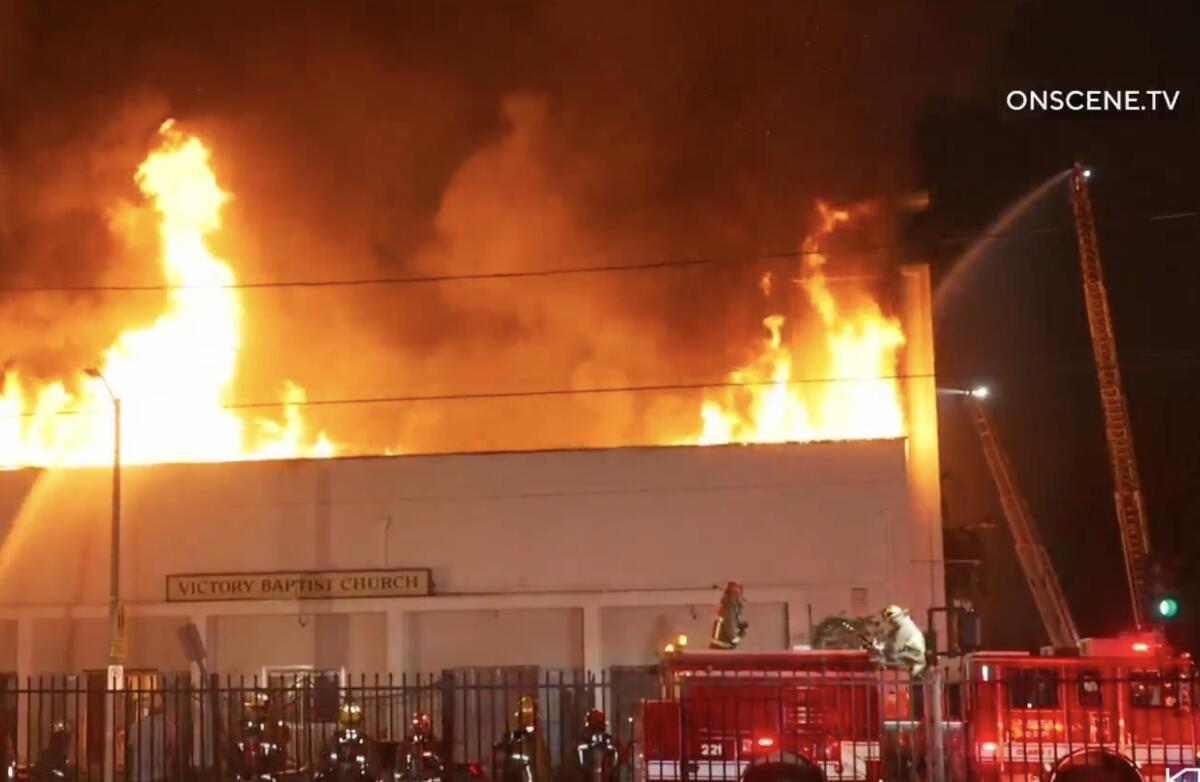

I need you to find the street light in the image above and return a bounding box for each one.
[85,367,124,664]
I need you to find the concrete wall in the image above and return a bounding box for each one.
[0,439,920,674]
[402,608,584,672]
[0,440,912,602]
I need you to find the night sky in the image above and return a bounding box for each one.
[912,3,1199,650]
[2,2,1198,650]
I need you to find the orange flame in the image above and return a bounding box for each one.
[1,122,332,468]
[693,202,906,445]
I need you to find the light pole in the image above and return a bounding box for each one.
[85,367,124,664]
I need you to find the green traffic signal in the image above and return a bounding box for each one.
[1156,597,1179,619]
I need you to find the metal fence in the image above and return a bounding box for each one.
[2,668,1198,782]
[0,668,652,782]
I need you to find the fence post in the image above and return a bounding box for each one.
[925,668,945,782]
[104,665,124,782]
[15,619,32,765]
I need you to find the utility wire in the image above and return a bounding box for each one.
[9,348,1200,422]
[0,370,935,419]
[6,354,1200,422]
[0,211,1194,294]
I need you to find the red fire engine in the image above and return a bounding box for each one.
[633,650,912,782]
[634,639,1198,782]
[955,636,1198,782]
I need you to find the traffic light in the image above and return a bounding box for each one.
[1155,596,1179,620]
[1146,559,1181,622]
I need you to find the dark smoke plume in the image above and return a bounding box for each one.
[0,0,1008,453]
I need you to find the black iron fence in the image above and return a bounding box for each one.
[2,669,1198,782]
[0,668,651,782]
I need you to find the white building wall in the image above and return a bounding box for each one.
[402,608,585,672]
[0,439,920,675]
[599,602,788,664]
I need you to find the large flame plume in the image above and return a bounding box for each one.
[692,203,906,445]
[1,122,332,468]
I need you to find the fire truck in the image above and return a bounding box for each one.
[633,639,1198,782]
[632,649,914,782]
[954,636,1198,782]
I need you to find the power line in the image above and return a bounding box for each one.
[0,211,1194,294]
[7,352,1200,421]
[0,370,935,419]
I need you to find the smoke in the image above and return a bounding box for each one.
[0,1,1008,453]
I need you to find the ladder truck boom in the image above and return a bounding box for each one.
[1068,164,1152,628]
[965,394,1081,649]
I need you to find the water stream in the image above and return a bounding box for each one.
[933,169,1071,318]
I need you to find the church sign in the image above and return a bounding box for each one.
[166,569,431,602]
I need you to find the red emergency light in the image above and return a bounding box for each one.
[756,736,776,749]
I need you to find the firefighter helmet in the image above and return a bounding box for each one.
[882,605,907,623]
[49,720,70,737]
[515,696,537,731]
[584,709,606,732]
[338,703,364,729]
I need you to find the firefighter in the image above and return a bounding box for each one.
[231,691,290,782]
[33,720,72,781]
[708,582,749,650]
[574,709,618,782]
[397,711,443,782]
[493,696,550,782]
[315,703,377,782]
[129,692,178,782]
[1,719,15,782]
[875,605,927,677]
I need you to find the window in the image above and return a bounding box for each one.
[1130,670,1180,709]
[1006,668,1059,709]
[1078,670,1103,708]
[263,666,345,723]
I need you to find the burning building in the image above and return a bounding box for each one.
[0,124,942,678]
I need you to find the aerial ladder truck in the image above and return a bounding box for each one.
[1068,164,1153,629]
[962,389,1081,650]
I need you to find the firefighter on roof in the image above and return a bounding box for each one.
[709,582,749,649]
[875,605,927,677]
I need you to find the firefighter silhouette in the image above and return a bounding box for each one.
[315,703,378,782]
[876,605,927,677]
[33,720,72,781]
[397,711,443,782]
[574,709,618,782]
[494,696,551,782]
[709,582,749,649]
[231,691,291,781]
[1,719,15,782]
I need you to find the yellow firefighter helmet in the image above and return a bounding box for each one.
[882,605,907,623]
[338,702,364,729]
